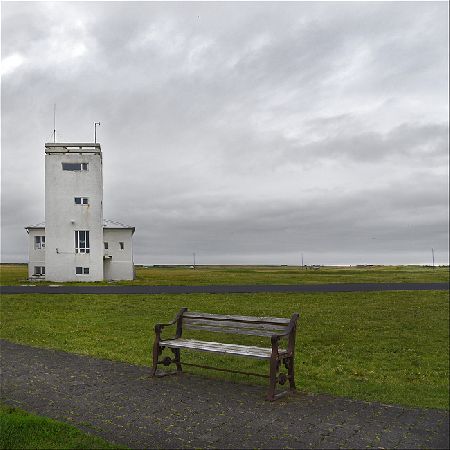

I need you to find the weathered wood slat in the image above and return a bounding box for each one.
[184,323,276,337]
[183,311,291,325]
[183,317,287,333]
[161,339,287,359]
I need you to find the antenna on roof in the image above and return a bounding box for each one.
[53,104,56,143]
[94,122,101,143]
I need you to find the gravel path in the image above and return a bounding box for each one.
[1,339,448,449]
[1,281,448,294]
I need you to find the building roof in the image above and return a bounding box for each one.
[45,143,101,154]
[103,219,135,234]
[25,219,135,234]
[25,222,45,231]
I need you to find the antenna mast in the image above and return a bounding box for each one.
[94,122,101,143]
[53,104,56,143]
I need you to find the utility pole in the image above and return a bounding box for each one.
[301,253,304,269]
[53,104,56,143]
[432,248,435,268]
[193,252,196,269]
[94,122,101,143]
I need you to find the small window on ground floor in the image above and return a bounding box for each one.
[75,267,89,275]
[104,242,108,249]
[34,266,45,276]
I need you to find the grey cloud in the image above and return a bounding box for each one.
[122,169,448,263]
[282,122,449,165]
[1,1,448,265]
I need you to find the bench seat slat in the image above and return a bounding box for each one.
[183,323,277,337]
[183,311,291,325]
[161,339,287,359]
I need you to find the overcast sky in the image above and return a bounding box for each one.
[1,1,449,265]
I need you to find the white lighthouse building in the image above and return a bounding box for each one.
[25,142,135,281]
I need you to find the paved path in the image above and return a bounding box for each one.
[1,282,448,295]
[1,340,448,449]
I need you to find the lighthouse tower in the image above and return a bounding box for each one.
[44,143,104,281]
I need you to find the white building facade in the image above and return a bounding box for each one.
[26,143,135,281]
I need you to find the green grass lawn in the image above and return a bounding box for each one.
[0,264,28,285]
[0,404,124,449]
[1,263,449,285]
[1,291,448,409]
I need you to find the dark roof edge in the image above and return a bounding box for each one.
[104,226,136,234]
[25,225,135,233]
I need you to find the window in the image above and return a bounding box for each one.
[74,197,89,205]
[119,242,124,250]
[34,236,45,249]
[34,266,45,276]
[75,267,89,275]
[104,242,109,250]
[62,163,88,171]
[75,230,90,253]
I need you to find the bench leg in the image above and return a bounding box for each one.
[267,357,278,401]
[287,356,296,390]
[151,341,160,377]
[173,348,182,372]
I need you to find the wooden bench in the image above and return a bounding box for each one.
[151,308,299,401]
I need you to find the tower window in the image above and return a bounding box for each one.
[76,267,89,275]
[119,242,124,250]
[74,197,89,205]
[62,163,88,171]
[104,242,109,249]
[34,236,45,249]
[75,230,90,253]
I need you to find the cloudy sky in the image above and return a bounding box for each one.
[1,1,449,265]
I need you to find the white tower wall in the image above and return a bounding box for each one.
[45,144,103,281]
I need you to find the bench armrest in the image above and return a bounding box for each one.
[154,321,175,333]
[270,313,299,354]
[154,307,188,340]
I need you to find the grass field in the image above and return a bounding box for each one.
[1,291,448,410]
[1,263,449,285]
[0,404,124,449]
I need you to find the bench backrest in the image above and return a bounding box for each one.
[182,311,293,337]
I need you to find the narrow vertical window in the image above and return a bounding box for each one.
[34,236,45,249]
[104,242,108,250]
[75,230,90,253]
[119,242,124,250]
